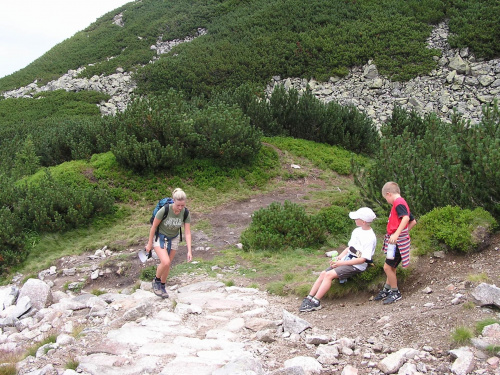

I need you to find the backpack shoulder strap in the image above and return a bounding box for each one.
[155,204,170,242]
[183,207,189,222]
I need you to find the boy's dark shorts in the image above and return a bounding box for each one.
[385,247,402,268]
[326,265,362,279]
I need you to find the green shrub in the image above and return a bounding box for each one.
[355,101,500,219]
[240,201,326,251]
[190,102,262,166]
[315,205,351,238]
[14,170,115,233]
[411,206,497,255]
[103,91,262,172]
[140,266,157,281]
[219,85,380,156]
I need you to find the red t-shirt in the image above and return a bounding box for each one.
[387,197,410,234]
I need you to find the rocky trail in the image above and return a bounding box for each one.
[1,174,500,375]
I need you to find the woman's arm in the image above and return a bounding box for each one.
[146,218,161,252]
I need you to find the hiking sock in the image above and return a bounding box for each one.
[306,295,313,300]
[155,277,161,283]
[161,282,166,288]
[391,288,399,293]
[311,297,320,304]
[384,284,391,291]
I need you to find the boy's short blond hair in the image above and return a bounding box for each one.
[382,181,400,195]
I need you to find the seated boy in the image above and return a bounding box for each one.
[299,207,377,312]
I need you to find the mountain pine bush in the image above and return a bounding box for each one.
[355,101,500,219]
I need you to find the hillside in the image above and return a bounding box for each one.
[1,0,499,95]
[3,169,500,374]
[0,7,499,375]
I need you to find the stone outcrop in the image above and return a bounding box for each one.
[2,21,498,125]
[267,21,500,127]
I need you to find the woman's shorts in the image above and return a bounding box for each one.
[325,265,362,279]
[385,247,402,268]
[154,233,179,255]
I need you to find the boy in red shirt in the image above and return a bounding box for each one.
[374,182,416,304]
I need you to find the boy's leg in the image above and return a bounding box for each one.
[314,269,339,300]
[384,263,398,289]
[308,270,328,298]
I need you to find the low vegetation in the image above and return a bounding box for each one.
[0,0,498,300]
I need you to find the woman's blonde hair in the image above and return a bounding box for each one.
[172,188,187,201]
[382,181,400,195]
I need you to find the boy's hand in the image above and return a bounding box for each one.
[330,259,341,268]
[389,234,398,244]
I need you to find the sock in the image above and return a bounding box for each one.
[155,277,161,282]
[391,288,399,292]
[161,282,166,287]
[306,295,313,300]
[384,284,391,290]
[312,297,320,304]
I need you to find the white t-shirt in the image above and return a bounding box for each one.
[347,227,377,271]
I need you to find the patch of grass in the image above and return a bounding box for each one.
[466,273,490,283]
[63,281,84,294]
[0,352,22,375]
[451,326,473,346]
[224,280,235,287]
[193,219,213,235]
[266,281,287,296]
[485,345,500,355]
[91,289,106,296]
[265,137,369,175]
[462,301,476,310]
[0,364,17,375]
[25,333,57,358]
[71,325,85,339]
[476,318,500,335]
[65,357,79,370]
[248,283,259,289]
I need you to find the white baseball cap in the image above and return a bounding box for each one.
[349,207,376,223]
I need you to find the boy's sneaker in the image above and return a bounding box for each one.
[152,279,162,297]
[159,284,169,299]
[299,297,310,311]
[374,289,391,301]
[299,299,321,312]
[383,290,402,305]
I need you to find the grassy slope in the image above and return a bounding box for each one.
[1,0,498,94]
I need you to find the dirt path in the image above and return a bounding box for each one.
[56,153,500,359]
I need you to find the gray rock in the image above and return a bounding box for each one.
[282,310,311,334]
[18,279,51,310]
[284,356,323,375]
[271,366,306,375]
[449,347,475,375]
[256,329,275,343]
[377,348,419,374]
[364,64,379,79]
[9,295,32,319]
[472,283,500,308]
[305,334,330,345]
[245,317,275,332]
[449,55,468,73]
[478,75,495,87]
[0,286,18,310]
[341,365,359,375]
[212,355,265,375]
[122,301,153,321]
